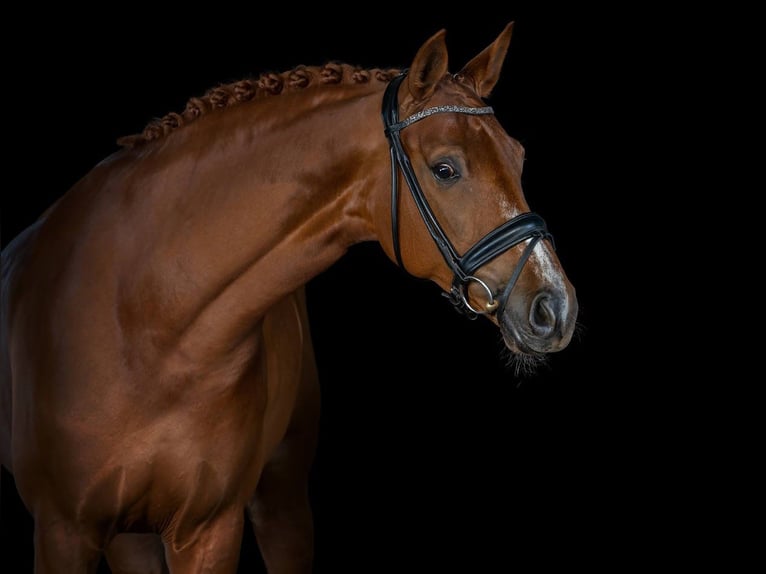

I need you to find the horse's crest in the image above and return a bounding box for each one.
[117,63,402,148]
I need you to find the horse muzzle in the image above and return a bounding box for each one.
[498,286,578,355]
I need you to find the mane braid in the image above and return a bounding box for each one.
[117,62,402,148]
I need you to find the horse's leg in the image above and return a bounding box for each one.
[163,508,244,574]
[105,533,168,574]
[248,435,317,573]
[247,292,320,574]
[33,509,102,573]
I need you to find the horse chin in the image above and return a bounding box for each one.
[498,328,550,377]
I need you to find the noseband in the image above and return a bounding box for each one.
[382,71,553,318]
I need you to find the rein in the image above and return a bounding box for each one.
[381,71,553,318]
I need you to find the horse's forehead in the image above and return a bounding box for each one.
[432,81,524,151]
[432,76,486,106]
[451,110,526,168]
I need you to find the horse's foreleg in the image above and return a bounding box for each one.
[248,439,315,573]
[248,336,320,574]
[163,508,244,574]
[33,510,102,573]
[105,533,168,574]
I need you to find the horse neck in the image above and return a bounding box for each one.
[114,85,388,362]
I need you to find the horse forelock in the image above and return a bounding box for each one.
[117,63,403,148]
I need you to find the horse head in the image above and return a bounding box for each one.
[378,22,578,359]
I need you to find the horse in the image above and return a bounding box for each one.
[0,21,577,573]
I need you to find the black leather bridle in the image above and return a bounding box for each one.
[382,71,553,318]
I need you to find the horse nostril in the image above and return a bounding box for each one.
[529,292,558,338]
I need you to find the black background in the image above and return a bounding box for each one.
[1,5,684,572]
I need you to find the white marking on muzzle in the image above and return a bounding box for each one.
[531,241,566,293]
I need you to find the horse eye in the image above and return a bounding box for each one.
[431,162,459,181]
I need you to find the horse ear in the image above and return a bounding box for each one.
[457,21,514,98]
[407,29,449,102]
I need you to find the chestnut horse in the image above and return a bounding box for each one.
[1,22,577,573]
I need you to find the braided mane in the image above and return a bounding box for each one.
[117,62,402,148]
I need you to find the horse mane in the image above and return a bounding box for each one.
[117,62,402,148]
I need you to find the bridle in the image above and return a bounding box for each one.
[382,71,554,319]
